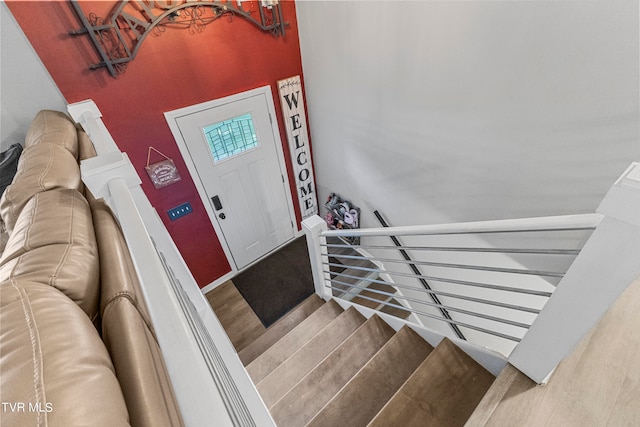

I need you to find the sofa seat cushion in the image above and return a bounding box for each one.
[0,143,81,234]
[25,110,78,157]
[0,280,130,427]
[0,189,100,320]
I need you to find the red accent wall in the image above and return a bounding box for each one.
[7,0,310,288]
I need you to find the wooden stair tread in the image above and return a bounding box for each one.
[325,236,355,251]
[325,237,359,258]
[328,256,348,279]
[307,326,434,427]
[464,364,526,427]
[350,281,406,313]
[357,288,390,302]
[325,236,376,278]
[329,246,359,257]
[351,294,384,309]
[339,266,377,279]
[247,300,344,383]
[269,315,395,426]
[351,285,394,308]
[368,338,495,427]
[351,283,387,308]
[340,257,378,269]
[332,273,379,301]
[380,298,412,319]
[238,294,324,366]
[331,281,352,296]
[205,280,265,352]
[256,307,366,407]
[367,281,397,294]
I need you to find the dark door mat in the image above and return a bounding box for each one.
[233,236,315,327]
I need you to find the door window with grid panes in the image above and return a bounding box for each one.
[202,113,258,163]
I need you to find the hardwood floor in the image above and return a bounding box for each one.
[467,277,640,426]
[205,280,265,352]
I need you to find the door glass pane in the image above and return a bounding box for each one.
[202,113,259,163]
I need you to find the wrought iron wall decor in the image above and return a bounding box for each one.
[69,0,286,78]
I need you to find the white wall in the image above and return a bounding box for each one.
[297,1,639,352]
[1,2,67,152]
[297,1,639,228]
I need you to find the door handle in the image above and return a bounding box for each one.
[211,195,223,211]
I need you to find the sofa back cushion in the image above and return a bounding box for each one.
[0,143,81,234]
[25,110,78,157]
[0,279,130,427]
[0,189,100,320]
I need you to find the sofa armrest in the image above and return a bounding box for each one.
[92,197,184,427]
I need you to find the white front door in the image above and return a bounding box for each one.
[167,88,295,270]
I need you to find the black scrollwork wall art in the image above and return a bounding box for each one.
[69,0,286,78]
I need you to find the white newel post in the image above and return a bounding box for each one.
[302,215,331,301]
[510,162,640,383]
[68,100,120,156]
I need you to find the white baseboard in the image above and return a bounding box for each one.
[200,271,236,295]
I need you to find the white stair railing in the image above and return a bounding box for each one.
[69,100,276,427]
[304,162,640,384]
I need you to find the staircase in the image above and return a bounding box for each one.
[327,236,412,320]
[73,102,640,426]
[210,284,495,426]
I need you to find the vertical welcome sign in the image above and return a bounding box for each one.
[278,76,318,219]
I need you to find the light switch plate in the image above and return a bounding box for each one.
[167,202,193,221]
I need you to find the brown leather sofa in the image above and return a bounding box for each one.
[0,110,184,427]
